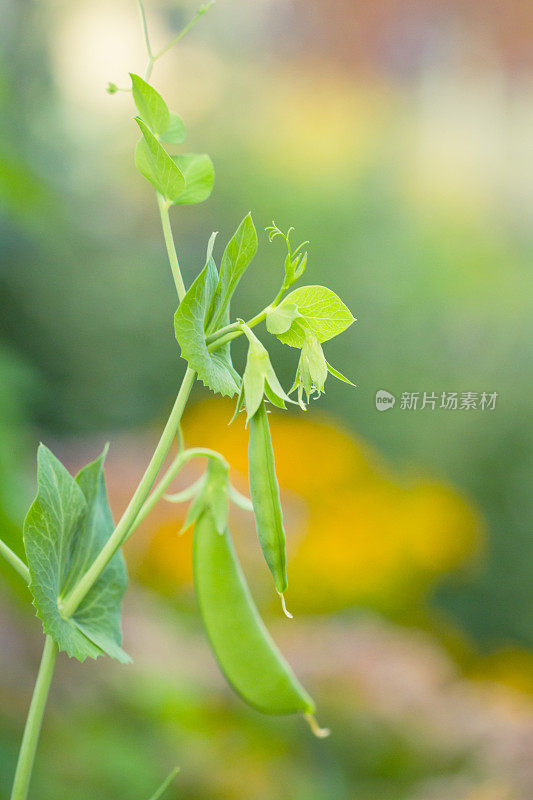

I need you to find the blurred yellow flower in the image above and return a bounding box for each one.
[134,398,481,615]
[471,648,533,698]
[241,65,399,186]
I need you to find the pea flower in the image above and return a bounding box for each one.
[233,323,296,422]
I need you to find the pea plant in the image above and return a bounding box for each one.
[1,3,355,798]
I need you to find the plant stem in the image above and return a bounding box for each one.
[0,539,30,583]
[153,2,215,61]
[148,766,180,800]
[207,308,268,352]
[61,125,191,618]
[142,2,215,80]
[205,282,289,351]
[60,367,196,618]
[157,195,186,302]
[204,321,241,344]
[137,0,153,59]
[130,448,228,533]
[10,636,58,800]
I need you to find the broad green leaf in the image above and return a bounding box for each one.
[134,118,185,202]
[174,258,240,397]
[266,303,300,335]
[160,112,186,144]
[276,285,355,348]
[24,445,129,663]
[130,74,170,135]
[208,213,257,333]
[171,154,214,205]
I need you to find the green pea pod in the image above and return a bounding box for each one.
[248,401,289,604]
[193,510,323,725]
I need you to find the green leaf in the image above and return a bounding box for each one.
[326,359,355,386]
[134,118,185,202]
[228,485,254,512]
[266,303,300,335]
[204,231,218,266]
[130,74,170,135]
[171,154,214,205]
[208,213,258,333]
[24,445,129,663]
[160,111,186,144]
[276,285,355,348]
[174,257,240,397]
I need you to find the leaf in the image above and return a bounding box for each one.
[171,154,214,205]
[24,445,129,663]
[326,359,355,386]
[130,74,170,135]
[165,476,205,505]
[204,230,218,266]
[134,118,185,202]
[266,303,300,335]
[208,213,258,333]
[228,485,254,512]
[174,258,241,397]
[160,111,186,144]
[276,285,355,348]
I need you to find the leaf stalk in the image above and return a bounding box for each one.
[0,539,30,583]
[157,194,186,301]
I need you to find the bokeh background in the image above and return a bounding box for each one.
[1,0,533,798]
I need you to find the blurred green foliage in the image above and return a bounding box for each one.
[0,650,475,800]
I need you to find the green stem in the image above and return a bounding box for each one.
[204,321,241,344]
[137,0,153,59]
[10,636,58,800]
[271,284,288,308]
[131,448,228,533]
[207,308,268,352]
[60,368,196,618]
[148,766,180,800]
[153,2,215,61]
[205,282,289,352]
[144,57,155,81]
[0,539,30,583]
[157,196,186,302]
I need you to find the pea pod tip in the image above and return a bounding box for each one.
[304,713,331,739]
[278,592,293,619]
